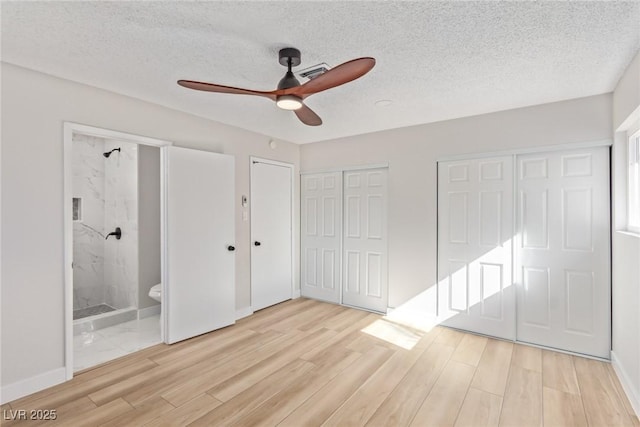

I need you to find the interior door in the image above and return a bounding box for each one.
[516,147,610,358]
[251,160,293,311]
[342,168,388,313]
[437,156,515,340]
[301,172,342,304]
[165,146,236,344]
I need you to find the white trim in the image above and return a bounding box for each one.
[292,290,301,299]
[627,128,640,233]
[63,125,74,381]
[160,146,168,344]
[64,123,173,148]
[437,139,613,162]
[1,367,66,404]
[616,230,640,239]
[249,157,296,306]
[612,351,640,417]
[138,305,161,319]
[251,156,294,169]
[235,306,253,320]
[300,162,390,175]
[63,122,173,381]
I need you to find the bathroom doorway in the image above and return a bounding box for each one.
[64,123,170,376]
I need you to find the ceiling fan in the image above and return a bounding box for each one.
[177,48,375,126]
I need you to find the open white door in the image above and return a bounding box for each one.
[250,159,293,311]
[301,172,342,304]
[165,146,236,344]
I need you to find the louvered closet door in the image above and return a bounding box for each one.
[437,157,515,340]
[301,172,342,304]
[342,169,388,313]
[516,147,610,358]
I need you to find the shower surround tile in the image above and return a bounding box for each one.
[104,139,138,310]
[72,134,106,310]
[73,135,138,311]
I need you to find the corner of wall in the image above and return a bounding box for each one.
[611,47,640,420]
[613,49,640,131]
[612,351,640,417]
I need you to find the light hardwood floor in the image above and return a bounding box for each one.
[4,298,639,426]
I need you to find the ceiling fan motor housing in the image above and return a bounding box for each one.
[277,72,300,90]
[278,47,301,67]
[277,48,302,90]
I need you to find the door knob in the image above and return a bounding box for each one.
[227,245,236,251]
[254,241,261,246]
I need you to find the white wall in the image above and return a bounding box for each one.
[611,49,640,416]
[613,51,640,131]
[301,94,612,311]
[0,63,300,394]
[138,145,161,310]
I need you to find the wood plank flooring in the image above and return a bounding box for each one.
[4,298,638,426]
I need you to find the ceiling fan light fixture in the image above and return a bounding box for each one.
[276,95,303,110]
[178,47,375,126]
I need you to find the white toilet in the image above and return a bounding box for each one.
[149,284,162,303]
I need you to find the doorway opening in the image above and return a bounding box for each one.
[64,123,171,377]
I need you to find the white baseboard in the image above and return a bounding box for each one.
[235,306,253,320]
[138,304,161,319]
[1,367,66,404]
[292,290,301,299]
[611,351,640,417]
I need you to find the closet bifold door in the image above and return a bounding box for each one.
[437,156,516,340]
[301,172,342,304]
[515,147,611,359]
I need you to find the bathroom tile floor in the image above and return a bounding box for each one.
[74,314,161,372]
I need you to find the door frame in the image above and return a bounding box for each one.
[63,122,172,380]
[249,157,296,310]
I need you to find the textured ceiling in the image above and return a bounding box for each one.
[2,1,639,144]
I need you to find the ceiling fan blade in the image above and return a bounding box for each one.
[294,104,322,126]
[177,80,276,100]
[291,57,375,97]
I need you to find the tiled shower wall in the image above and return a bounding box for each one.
[104,139,138,310]
[72,134,106,310]
[72,135,138,311]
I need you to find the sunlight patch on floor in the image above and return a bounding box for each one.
[361,318,425,350]
[361,287,439,350]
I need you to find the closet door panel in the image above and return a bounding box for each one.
[437,156,515,340]
[516,147,610,359]
[301,172,342,303]
[342,168,388,313]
